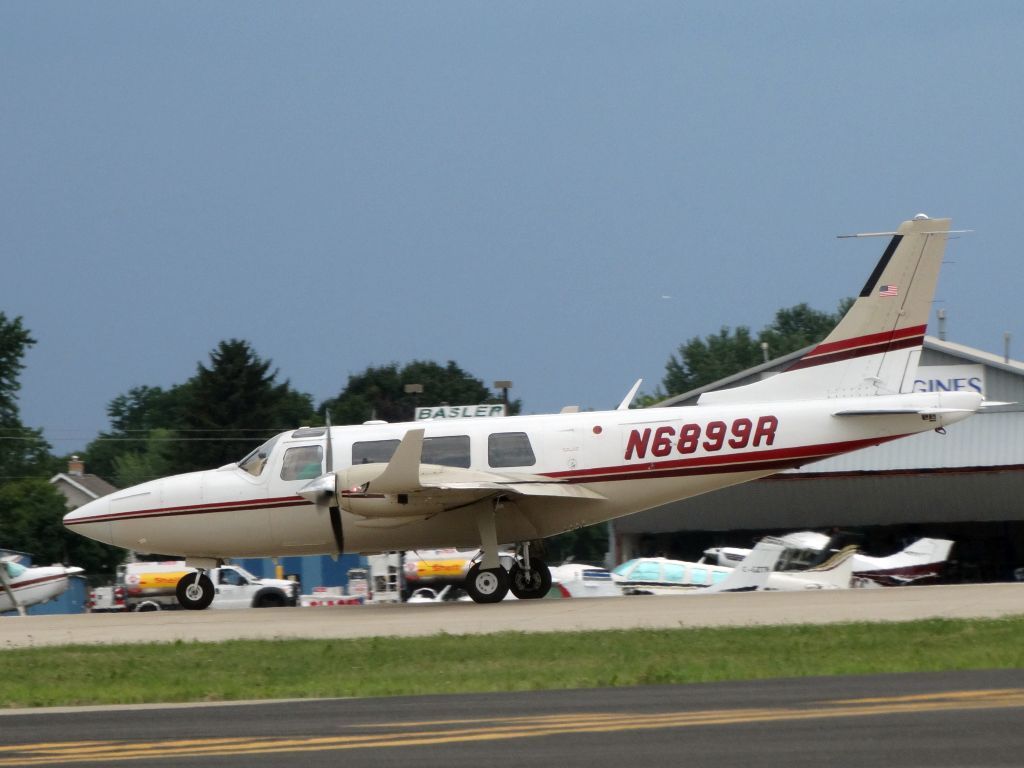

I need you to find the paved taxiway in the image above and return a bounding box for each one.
[2,582,1022,649]
[2,670,1023,767]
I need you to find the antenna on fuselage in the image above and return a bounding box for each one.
[617,379,643,410]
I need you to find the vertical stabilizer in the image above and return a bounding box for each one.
[705,537,785,593]
[698,215,952,404]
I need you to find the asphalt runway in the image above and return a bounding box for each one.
[2,670,1024,767]
[2,582,1023,650]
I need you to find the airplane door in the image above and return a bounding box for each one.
[545,427,582,473]
[268,443,337,553]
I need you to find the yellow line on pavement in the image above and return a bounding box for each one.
[2,688,1021,766]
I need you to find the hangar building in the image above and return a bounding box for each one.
[611,337,1024,582]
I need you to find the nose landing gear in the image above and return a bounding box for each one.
[176,570,215,610]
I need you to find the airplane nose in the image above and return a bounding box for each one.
[63,497,115,547]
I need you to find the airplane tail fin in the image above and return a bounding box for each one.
[850,538,955,586]
[705,536,785,593]
[790,544,858,589]
[699,215,953,405]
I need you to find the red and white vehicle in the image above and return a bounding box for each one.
[87,585,127,612]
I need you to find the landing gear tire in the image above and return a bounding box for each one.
[465,563,510,604]
[176,572,215,610]
[509,558,552,599]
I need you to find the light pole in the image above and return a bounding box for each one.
[493,380,512,414]
[404,383,423,419]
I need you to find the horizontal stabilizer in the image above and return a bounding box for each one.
[833,408,975,416]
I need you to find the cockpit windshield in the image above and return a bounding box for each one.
[2,561,27,579]
[238,434,282,477]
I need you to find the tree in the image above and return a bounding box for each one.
[112,428,178,488]
[82,341,315,478]
[0,479,120,574]
[0,313,50,479]
[544,524,609,565]
[172,340,316,473]
[83,386,185,480]
[662,301,849,396]
[323,360,520,425]
[664,326,763,395]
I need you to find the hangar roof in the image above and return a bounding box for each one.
[615,337,1024,536]
[659,336,1024,407]
[653,336,1024,473]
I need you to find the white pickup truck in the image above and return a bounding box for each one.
[118,561,298,611]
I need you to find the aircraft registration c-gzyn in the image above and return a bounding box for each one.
[65,215,984,606]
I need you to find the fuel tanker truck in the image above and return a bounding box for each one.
[117,561,298,611]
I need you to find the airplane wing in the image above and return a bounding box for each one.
[299,428,605,519]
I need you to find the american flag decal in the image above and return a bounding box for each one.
[879,284,899,297]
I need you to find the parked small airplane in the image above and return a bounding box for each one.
[0,556,84,616]
[852,538,954,587]
[705,533,954,587]
[613,537,798,594]
[64,215,984,606]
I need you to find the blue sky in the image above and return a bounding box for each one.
[2,2,1022,453]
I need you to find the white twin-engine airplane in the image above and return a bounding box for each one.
[65,215,983,607]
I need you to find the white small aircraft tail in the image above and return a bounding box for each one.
[699,215,952,405]
[704,537,786,593]
[779,545,858,589]
[852,538,954,586]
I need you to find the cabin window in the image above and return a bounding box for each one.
[423,435,471,468]
[2,561,26,579]
[488,432,536,468]
[280,445,324,481]
[218,569,249,586]
[629,561,661,582]
[711,571,729,585]
[663,562,686,584]
[612,560,636,577]
[690,567,707,585]
[352,439,400,465]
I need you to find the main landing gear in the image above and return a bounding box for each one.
[464,551,551,603]
[463,500,550,604]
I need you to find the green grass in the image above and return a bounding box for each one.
[3,617,1024,708]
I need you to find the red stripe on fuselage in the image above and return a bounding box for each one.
[543,433,911,484]
[8,573,68,591]
[65,496,312,526]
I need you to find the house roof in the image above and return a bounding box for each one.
[656,336,1024,408]
[48,472,117,500]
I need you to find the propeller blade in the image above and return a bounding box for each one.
[298,474,336,504]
